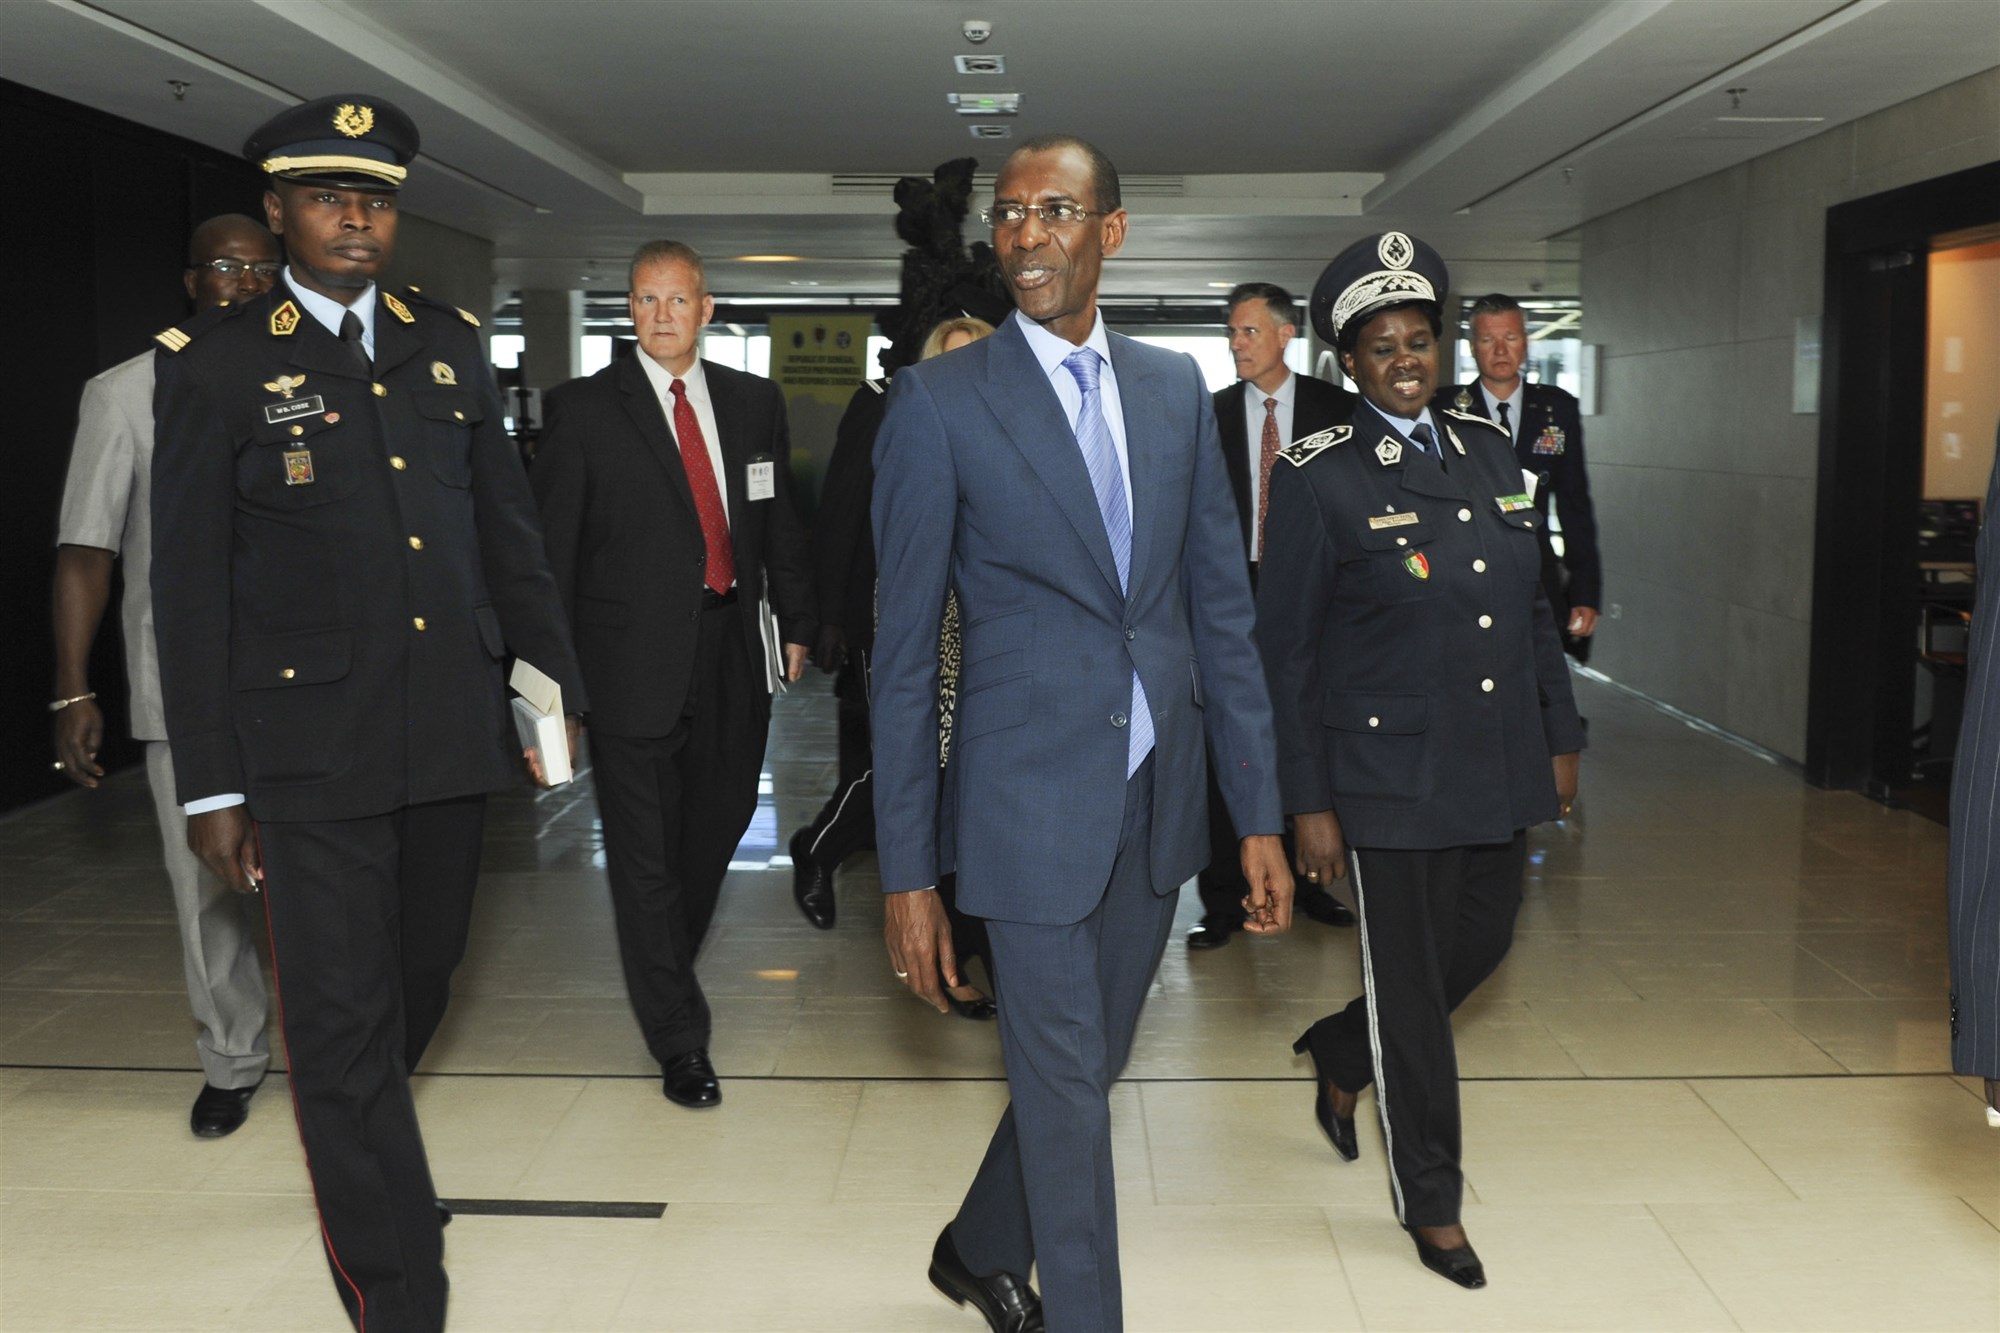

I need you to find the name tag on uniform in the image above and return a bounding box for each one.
[1496,494,1534,513]
[1368,511,1420,530]
[264,396,326,424]
[746,458,776,502]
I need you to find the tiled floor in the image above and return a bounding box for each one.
[1,674,1995,1331]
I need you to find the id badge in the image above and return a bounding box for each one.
[746,458,776,502]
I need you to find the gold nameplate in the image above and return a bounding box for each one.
[430,361,457,385]
[1368,511,1421,530]
[270,301,301,337]
[283,450,315,485]
[384,292,416,324]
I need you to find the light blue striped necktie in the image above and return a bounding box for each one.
[1064,348,1154,777]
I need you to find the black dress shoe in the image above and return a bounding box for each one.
[1186,913,1241,949]
[661,1049,721,1109]
[1409,1228,1486,1289]
[1296,883,1356,926]
[928,1225,1044,1332]
[190,1081,258,1138]
[1290,1030,1358,1161]
[788,828,836,930]
[947,989,997,1021]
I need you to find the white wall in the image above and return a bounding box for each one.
[1578,68,2000,761]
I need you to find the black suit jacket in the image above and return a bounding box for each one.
[812,377,890,650]
[532,354,816,736]
[1437,380,1601,612]
[1214,373,1356,559]
[150,280,586,822]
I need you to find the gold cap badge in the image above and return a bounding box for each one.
[332,104,375,139]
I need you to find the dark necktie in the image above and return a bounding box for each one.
[1496,400,1511,436]
[670,378,736,595]
[1411,421,1445,472]
[1256,395,1280,558]
[339,309,371,376]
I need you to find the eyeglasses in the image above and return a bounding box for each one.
[190,260,282,279]
[980,202,1096,229]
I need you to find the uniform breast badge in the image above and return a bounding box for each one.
[1535,426,1566,456]
[1454,388,1472,413]
[384,293,416,324]
[282,450,315,485]
[264,374,306,399]
[1374,436,1404,467]
[263,373,326,424]
[1403,552,1431,580]
[270,301,302,337]
[430,361,457,385]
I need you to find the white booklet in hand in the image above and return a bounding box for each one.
[757,594,787,694]
[510,658,572,786]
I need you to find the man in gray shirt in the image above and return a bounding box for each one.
[49,214,281,1138]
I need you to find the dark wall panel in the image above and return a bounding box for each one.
[0,79,265,816]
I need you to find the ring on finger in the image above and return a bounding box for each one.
[52,761,66,772]
[893,969,909,980]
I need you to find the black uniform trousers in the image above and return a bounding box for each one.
[590,597,766,1066]
[1302,833,1526,1228]
[259,793,487,1333]
[953,757,1172,1332]
[798,648,876,870]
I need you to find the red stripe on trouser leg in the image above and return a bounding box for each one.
[258,828,371,1333]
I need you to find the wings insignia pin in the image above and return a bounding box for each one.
[263,374,307,399]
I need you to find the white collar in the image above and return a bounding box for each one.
[284,269,375,344]
[1014,308,1113,380]
[636,350,709,403]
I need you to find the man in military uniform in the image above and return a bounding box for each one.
[1258,234,1583,1289]
[1436,293,1602,660]
[149,95,585,1333]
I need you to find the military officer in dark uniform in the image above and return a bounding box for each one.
[1437,293,1602,660]
[150,95,585,1333]
[1257,233,1584,1290]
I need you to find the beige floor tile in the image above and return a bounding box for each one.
[1475,932,1643,1002]
[0,987,282,1072]
[1459,1080,1796,1205]
[1119,1205,1364,1330]
[0,1069,271,1193]
[1965,1194,2000,1228]
[1,1187,324,1332]
[411,1074,592,1198]
[1143,1080,1391,1209]
[1763,998,1952,1073]
[514,1076,862,1204]
[1689,1075,2000,1204]
[1588,933,1870,1001]
[1124,995,1331,1077]
[0,987,83,1050]
[1519,873,1874,935]
[426,1215,656,1332]
[1329,1202,1735,1331]
[1531,999,1844,1076]
[1453,996,1588,1079]
[1799,929,1954,999]
[772,995,1007,1078]
[1651,1196,2000,1331]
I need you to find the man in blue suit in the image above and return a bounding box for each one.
[872,134,1294,1333]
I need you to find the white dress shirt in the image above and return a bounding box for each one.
[1241,370,1295,561]
[1480,381,1523,437]
[1014,309,1132,509]
[637,352,731,525]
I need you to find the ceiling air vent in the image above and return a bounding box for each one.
[969,124,1011,140]
[955,54,1006,74]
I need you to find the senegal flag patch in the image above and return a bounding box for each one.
[1403,552,1430,580]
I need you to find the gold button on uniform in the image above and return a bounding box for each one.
[280,668,296,680]
[408,536,424,550]
[413,617,427,631]
[453,410,465,421]
[1478,614,1493,628]
[290,425,304,437]
[1472,559,1487,573]
[390,456,407,470]
[372,383,387,397]
[1481,678,1495,692]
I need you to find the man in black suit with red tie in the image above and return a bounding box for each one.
[532,241,816,1108]
[1190,283,1358,948]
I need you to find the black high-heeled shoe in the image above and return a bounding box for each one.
[1408,1227,1486,1289]
[1291,1029,1358,1161]
[947,989,997,1020]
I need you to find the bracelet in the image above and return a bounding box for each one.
[47,692,97,713]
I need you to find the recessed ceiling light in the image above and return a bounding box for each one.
[735,254,803,262]
[787,279,821,287]
[955,54,1006,74]
[1207,282,1233,289]
[948,92,1021,116]
[1716,116,1825,124]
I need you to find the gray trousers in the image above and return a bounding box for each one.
[144,742,270,1088]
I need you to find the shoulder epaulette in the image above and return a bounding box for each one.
[151,300,249,354]
[864,377,888,395]
[1279,424,1350,466]
[1442,407,1504,433]
[397,285,483,327]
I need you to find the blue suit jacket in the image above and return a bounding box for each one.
[871,315,1282,925]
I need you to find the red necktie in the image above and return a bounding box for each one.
[1255,395,1280,557]
[670,379,735,595]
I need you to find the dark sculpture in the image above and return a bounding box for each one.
[878,157,1012,373]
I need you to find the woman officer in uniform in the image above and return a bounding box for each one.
[1255,232,1584,1288]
